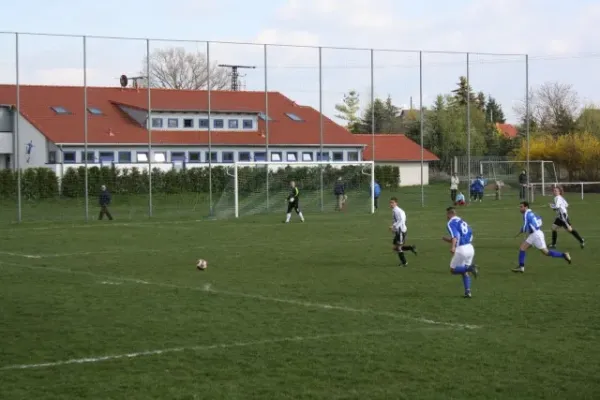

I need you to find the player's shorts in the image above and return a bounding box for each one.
[553,216,571,229]
[525,230,547,250]
[450,243,475,269]
[393,230,407,245]
[286,200,300,213]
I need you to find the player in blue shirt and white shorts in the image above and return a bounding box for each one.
[442,207,479,298]
[512,201,571,273]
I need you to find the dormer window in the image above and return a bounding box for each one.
[285,113,303,121]
[167,118,179,128]
[51,106,70,115]
[243,119,253,129]
[258,112,272,121]
[228,119,239,129]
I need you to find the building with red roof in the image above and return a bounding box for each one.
[0,84,438,185]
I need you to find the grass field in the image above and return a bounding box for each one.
[1,186,600,399]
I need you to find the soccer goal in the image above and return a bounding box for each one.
[212,161,376,219]
[478,160,558,197]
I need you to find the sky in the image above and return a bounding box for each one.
[1,0,599,123]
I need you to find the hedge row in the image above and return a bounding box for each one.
[0,165,400,199]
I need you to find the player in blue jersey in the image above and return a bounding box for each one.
[512,201,571,273]
[442,207,479,298]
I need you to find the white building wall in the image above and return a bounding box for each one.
[378,162,430,186]
[16,115,48,169]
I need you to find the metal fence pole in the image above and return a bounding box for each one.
[466,52,471,201]
[370,49,375,173]
[15,33,21,222]
[525,54,530,200]
[146,39,153,217]
[318,46,324,212]
[419,51,424,207]
[83,35,89,221]
[264,44,270,212]
[207,41,212,217]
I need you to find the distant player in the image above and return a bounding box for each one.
[389,197,417,267]
[442,207,478,298]
[512,201,571,273]
[284,181,305,223]
[549,186,585,249]
[455,192,466,206]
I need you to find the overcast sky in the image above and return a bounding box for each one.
[1,0,599,123]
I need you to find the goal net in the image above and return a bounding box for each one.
[478,160,558,197]
[212,161,375,219]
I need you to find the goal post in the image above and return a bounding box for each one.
[216,161,376,219]
[478,160,558,197]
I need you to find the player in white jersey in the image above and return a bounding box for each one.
[389,197,417,267]
[549,186,585,249]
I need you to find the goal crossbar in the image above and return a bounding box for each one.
[478,160,557,196]
[231,161,376,218]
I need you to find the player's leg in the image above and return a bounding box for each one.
[399,231,417,255]
[295,202,304,222]
[285,202,293,223]
[550,219,561,248]
[449,249,471,297]
[393,232,408,266]
[374,196,379,209]
[533,231,571,264]
[564,218,585,248]
[512,237,532,273]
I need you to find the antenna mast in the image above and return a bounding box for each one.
[218,64,256,91]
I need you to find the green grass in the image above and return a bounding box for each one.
[1,186,600,399]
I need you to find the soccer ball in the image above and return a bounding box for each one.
[196,259,208,271]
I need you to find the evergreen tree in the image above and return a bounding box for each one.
[451,76,476,106]
[476,92,486,112]
[360,98,387,133]
[381,95,400,133]
[334,90,361,133]
[484,96,506,123]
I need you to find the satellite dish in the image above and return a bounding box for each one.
[119,75,128,88]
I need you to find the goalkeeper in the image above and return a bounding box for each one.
[284,181,305,223]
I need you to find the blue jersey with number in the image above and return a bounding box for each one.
[447,216,473,246]
[522,209,542,234]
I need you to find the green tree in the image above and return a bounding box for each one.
[577,107,600,136]
[334,90,361,133]
[359,98,386,133]
[476,92,486,112]
[484,96,506,123]
[381,95,400,133]
[451,76,476,106]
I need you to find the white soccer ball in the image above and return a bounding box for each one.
[289,197,295,203]
[196,259,208,271]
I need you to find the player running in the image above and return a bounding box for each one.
[442,207,479,298]
[549,186,585,249]
[512,201,571,273]
[389,197,417,267]
[284,181,305,223]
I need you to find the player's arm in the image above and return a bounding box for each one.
[516,214,528,236]
[390,210,402,232]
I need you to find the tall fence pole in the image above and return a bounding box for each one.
[466,52,471,201]
[83,35,89,221]
[370,49,375,171]
[419,51,424,207]
[318,46,324,212]
[525,54,530,200]
[15,33,21,222]
[207,41,213,217]
[146,39,153,217]
[264,44,270,212]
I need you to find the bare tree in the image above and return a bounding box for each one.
[514,81,579,135]
[142,47,230,90]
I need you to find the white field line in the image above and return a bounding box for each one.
[1,327,449,371]
[0,261,482,330]
[0,251,41,259]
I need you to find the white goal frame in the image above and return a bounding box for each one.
[229,161,375,218]
[478,160,558,196]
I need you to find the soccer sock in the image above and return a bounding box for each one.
[518,250,526,267]
[451,266,468,274]
[552,231,558,245]
[462,273,471,293]
[298,212,304,221]
[397,251,407,265]
[571,230,584,243]
[548,250,564,258]
[285,213,291,222]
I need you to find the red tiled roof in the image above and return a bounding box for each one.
[354,134,439,162]
[496,123,518,138]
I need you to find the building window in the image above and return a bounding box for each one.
[48,151,57,164]
[183,119,194,128]
[228,119,239,129]
[88,107,103,115]
[242,119,253,129]
[348,151,359,161]
[222,152,234,163]
[285,113,303,121]
[302,152,313,162]
[188,152,201,162]
[239,151,251,162]
[171,152,186,162]
[286,152,297,162]
[153,152,167,163]
[332,152,344,161]
[118,151,131,162]
[167,118,179,128]
[316,151,330,161]
[271,152,282,162]
[213,119,224,129]
[51,106,70,115]
[81,151,95,163]
[254,152,266,162]
[136,152,149,162]
[99,152,114,162]
[205,151,217,162]
[63,151,76,163]
[258,112,272,121]
[199,119,209,128]
[151,118,163,128]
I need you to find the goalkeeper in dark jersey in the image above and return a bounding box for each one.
[285,181,305,223]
